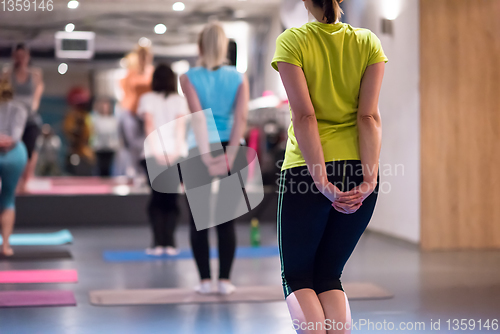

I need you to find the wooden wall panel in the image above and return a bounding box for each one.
[420,0,500,250]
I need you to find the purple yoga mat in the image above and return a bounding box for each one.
[0,290,76,308]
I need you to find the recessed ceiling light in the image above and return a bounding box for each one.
[65,23,75,32]
[58,63,68,75]
[67,0,79,9]
[172,2,185,11]
[138,37,152,47]
[154,24,167,34]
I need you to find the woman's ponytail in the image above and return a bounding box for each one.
[312,0,344,24]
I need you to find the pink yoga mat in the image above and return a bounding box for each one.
[0,290,76,307]
[0,269,78,284]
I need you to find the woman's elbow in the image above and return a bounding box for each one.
[237,113,248,125]
[292,113,317,126]
[358,112,381,125]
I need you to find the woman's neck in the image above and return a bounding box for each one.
[308,5,340,24]
[15,64,28,74]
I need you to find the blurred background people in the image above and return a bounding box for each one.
[2,43,44,193]
[63,87,94,176]
[119,46,154,178]
[35,124,62,176]
[180,22,249,295]
[91,97,120,177]
[0,79,28,256]
[138,63,189,256]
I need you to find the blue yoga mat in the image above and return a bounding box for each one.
[0,230,73,246]
[103,245,279,263]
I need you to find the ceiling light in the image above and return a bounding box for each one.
[154,24,167,34]
[65,23,75,32]
[172,2,185,11]
[171,60,190,75]
[381,0,402,20]
[58,63,68,75]
[138,37,152,47]
[67,0,79,9]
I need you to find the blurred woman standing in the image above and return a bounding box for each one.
[119,46,154,177]
[0,80,28,256]
[2,43,44,193]
[180,22,249,295]
[91,97,120,177]
[63,87,94,176]
[138,64,189,256]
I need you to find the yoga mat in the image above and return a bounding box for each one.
[0,250,72,261]
[103,245,279,263]
[89,283,393,306]
[0,269,78,284]
[0,290,76,308]
[0,230,73,246]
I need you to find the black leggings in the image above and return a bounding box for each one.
[189,219,236,280]
[277,160,379,298]
[141,159,179,248]
[185,142,247,280]
[95,150,115,177]
[22,122,41,159]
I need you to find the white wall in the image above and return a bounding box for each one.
[263,14,287,98]
[344,0,420,243]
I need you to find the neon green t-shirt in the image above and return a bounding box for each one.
[271,21,388,170]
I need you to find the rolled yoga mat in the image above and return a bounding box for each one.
[0,250,73,261]
[103,245,280,263]
[0,230,73,246]
[89,283,393,306]
[0,269,78,284]
[0,290,77,308]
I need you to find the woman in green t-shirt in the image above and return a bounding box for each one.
[272,0,387,332]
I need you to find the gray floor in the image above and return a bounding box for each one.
[1,223,499,334]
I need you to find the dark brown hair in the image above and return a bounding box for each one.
[152,64,177,96]
[311,0,344,24]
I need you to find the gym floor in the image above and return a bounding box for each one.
[1,223,499,334]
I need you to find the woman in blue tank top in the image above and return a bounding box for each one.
[180,22,249,295]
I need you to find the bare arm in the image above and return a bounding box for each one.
[276,62,340,202]
[357,62,384,184]
[31,68,44,112]
[226,74,249,169]
[179,74,211,157]
[335,62,385,210]
[174,114,186,161]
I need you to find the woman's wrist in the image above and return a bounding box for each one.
[313,176,330,193]
[201,153,213,166]
[362,177,378,193]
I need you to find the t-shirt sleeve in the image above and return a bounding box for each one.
[367,31,388,66]
[271,29,303,71]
